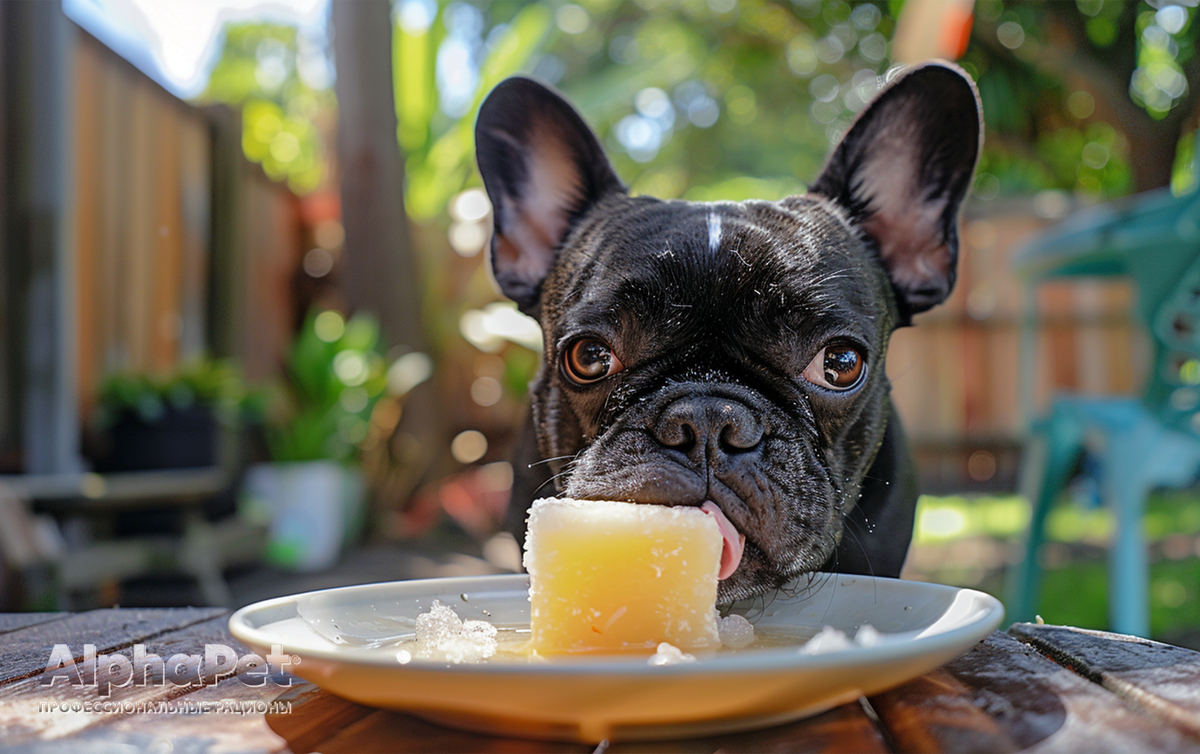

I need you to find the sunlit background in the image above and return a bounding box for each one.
[1,0,1199,648]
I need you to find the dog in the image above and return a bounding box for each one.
[474,62,982,604]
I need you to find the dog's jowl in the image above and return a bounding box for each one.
[475,64,982,604]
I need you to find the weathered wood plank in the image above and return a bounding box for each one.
[0,607,224,685]
[1010,622,1200,740]
[870,631,1199,753]
[302,708,600,753]
[0,613,267,743]
[53,665,306,753]
[0,613,68,635]
[609,702,891,754]
[258,683,374,754]
[869,666,1022,753]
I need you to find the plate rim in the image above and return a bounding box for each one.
[229,572,1005,677]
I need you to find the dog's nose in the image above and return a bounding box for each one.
[653,396,764,459]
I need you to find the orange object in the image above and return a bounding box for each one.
[893,0,976,63]
[524,499,722,654]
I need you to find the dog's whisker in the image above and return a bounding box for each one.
[859,473,892,486]
[835,518,879,604]
[817,542,839,624]
[527,454,578,469]
[533,468,574,497]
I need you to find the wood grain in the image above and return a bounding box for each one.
[8,613,1200,754]
[284,694,888,753]
[0,613,67,636]
[65,658,302,754]
[1010,622,1200,740]
[605,702,891,754]
[0,608,223,685]
[871,631,1200,752]
[0,614,244,742]
[263,682,375,753]
[869,666,1022,753]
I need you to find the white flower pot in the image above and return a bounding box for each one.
[241,461,365,572]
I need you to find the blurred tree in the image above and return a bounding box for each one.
[333,0,450,522]
[332,0,426,357]
[965,0,1200,194]
[396,0,1200,231]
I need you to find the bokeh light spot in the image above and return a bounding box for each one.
[303,248,334,278]
[451,430,489,464]
[314,310,345,343]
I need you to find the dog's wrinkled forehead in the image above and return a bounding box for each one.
[547,196,891,351]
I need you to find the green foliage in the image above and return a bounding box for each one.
[201,22,332,193]
[400,4,553,220]
[1130,6,1192,120]
[392,0,903,220]
[96,358,246,426]
[1172,132,1198,196]
[391,0,1196,226]
[1035,123,1133,198]
[967,1,1200,195]
[912,493,1200,641]
[260,310,391,463]
[197,0,1200,215]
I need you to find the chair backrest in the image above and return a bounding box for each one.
[1014,185,1200,436]
[1147,241,1200,435]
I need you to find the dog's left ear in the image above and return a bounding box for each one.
[809,62,982,322]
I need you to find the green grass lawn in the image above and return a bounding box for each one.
[902,492,1200,648]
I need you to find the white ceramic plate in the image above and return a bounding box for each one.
[229,573,1003,743]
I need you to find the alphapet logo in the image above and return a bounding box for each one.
[40,643,300,697]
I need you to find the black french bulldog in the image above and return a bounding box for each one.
[475,62,981,603]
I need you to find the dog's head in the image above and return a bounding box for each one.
[476,64,981,601]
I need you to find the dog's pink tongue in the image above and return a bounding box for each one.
[701,501,745,580]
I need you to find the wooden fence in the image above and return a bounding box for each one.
[71,31,305,417]
[0,14,306,474]
[889,198,1145,492]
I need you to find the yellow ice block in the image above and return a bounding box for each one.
[524,498,722,655]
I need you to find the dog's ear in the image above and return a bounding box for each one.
[475,77,624,315]
[810,62,981,322]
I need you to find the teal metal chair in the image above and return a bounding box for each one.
[1010,182,1200,637]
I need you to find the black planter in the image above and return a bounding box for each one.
[95,405,218,472]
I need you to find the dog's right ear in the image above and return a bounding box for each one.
[476,77,624,316]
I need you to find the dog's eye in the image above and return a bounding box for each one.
[802,344,866,391]
[563,338,624,384]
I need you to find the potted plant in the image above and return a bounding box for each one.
[241,309,429,571]
[90,359,245,472]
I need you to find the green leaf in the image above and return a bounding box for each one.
[404,4,552,221]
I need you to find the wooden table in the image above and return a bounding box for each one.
[3,608,1199,752]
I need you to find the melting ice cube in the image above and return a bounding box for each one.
[401,600,498,664]
[718,614,756,648]
[800,626,855,655]
[648,642,697,666]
